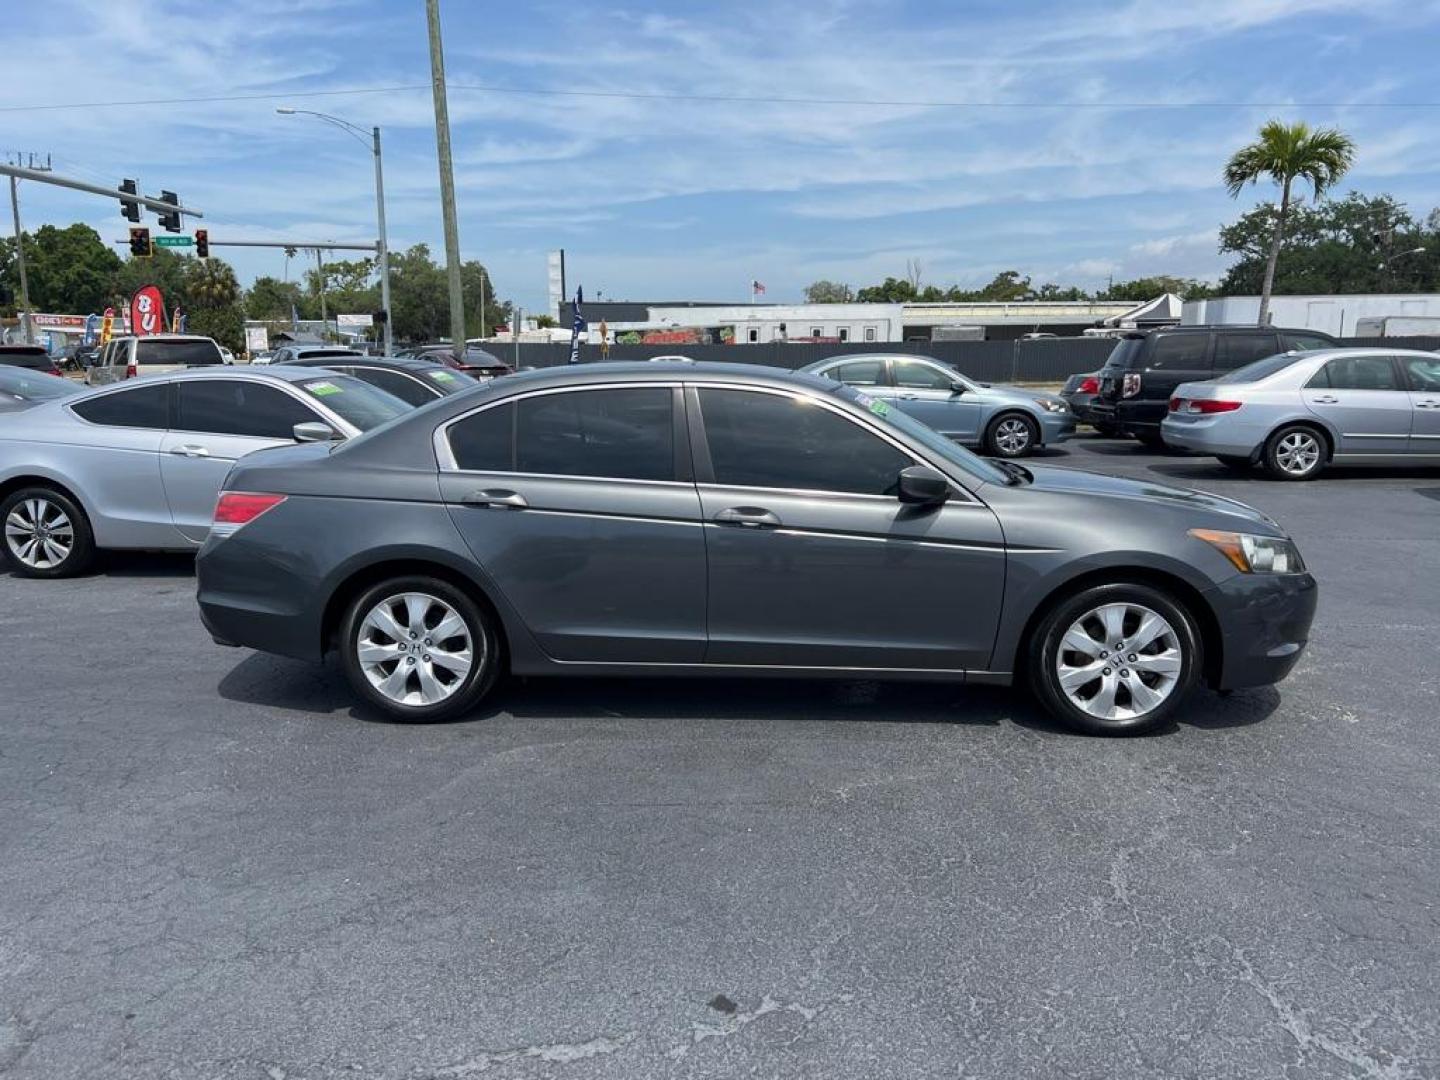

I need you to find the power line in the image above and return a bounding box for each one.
[2,83,1439,114]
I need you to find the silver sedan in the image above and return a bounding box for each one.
[0,366,410,577]
[1162,347,1440,479]
[799,353,1074,457]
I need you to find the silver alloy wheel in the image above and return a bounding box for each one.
[357,591,477,707]
[4,497,74,570]
[1055,602,1182,722]
[1275,430,1322,476]
[994,416,1033,455]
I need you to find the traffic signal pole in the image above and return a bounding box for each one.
[8,176,35,344]
[0,163,203,221]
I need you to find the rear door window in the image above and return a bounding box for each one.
[829,360,886,386]
[72,383,171,428]
[514,388,674,481]
[1307,355,1401,391]
[137,339,223,366]
[176,379,317,438]
[1213,333,1281,372]
[1147,334,1211,371]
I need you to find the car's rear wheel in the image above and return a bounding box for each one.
[1263,424,1326,480]
[1028,583,1201,736]
[1,486,95,578]
[339,576,500,721]
[985,413,1039,458]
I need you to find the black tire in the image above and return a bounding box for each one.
[338,575,501,722]
[0,485,96,578]
[1092,422,1120,437]
[985,412,1040,458]
[1028,582,1202,736]
[1216,455,1254,472]
[1262,423,1327,481]
[1135,431,1167,451]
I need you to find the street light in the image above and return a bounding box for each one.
[277,106,392,355]
[1377,246,1426,270]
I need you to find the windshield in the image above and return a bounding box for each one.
[299,350,363,360]
[1101,338,1143,372]
[423,367,481,392]
[1214,352,1305,383]
[137,338,223,366]
[297,375,411,430]
[829,383,1010,486]
[0,368,80,400]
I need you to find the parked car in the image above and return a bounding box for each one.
[249,350,276,366]
[1059,371,1117,434]
[0,366,83,414]
[86,334,226,386]
[71,345,102,373]
[799,353,1074,457]
[1090,325,1337,448]
[0,367,411,578]
[0,344,65,378]
[275,355,482,405]
[196,362,1316,737]
[1162,347,1440,479]
[404,345,513,379]
[219,347,235,365]
[265,346,364,367]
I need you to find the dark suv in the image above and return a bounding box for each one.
[1092,325,1337,446]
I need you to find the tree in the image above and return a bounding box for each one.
[1224,119,1356,325]
[855,276,919,302]
[112,247,191,313]
[460,260,508,338]
[976,270,1033,301]
[387,244,450,343]
[0,223,120,314]
[245,276,306,320]
[803,280,855,303]
[533,314,558,329]
[1099,276,1214,300]
[182,258,245,352]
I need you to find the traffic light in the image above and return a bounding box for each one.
[194,229,209,259]
[157,190,182,233]
[119,179,141,223]
[129,227,153,259]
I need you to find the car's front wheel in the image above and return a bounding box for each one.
[338,576,501,721]
[1,486,95,578]
[985,413,1039,458]
[1028,583,1201,736]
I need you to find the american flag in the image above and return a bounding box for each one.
[751,279,766,296]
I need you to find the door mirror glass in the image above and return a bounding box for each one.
[897,465,949,505]
[293,421,340,443]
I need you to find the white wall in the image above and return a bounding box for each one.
[1183,294,1440,337]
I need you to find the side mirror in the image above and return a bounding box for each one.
[897,465,950,505]
[293,421,341,444]
[950,382,967,395]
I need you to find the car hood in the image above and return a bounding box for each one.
[1021,463,1279,531]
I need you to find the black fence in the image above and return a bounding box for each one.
[500,335,1440,384]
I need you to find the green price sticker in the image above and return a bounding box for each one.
[307,381,343,397]
[868,399,890,417]
[428,370,457,383]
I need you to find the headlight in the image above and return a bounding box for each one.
[1033,398,1067,413]
[1189,529,1306,574]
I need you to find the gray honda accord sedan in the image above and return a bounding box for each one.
[196,362,1317,735]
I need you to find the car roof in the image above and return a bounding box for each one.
[439,360,834,395]
[152,365,335,384]
[286,355,442,373]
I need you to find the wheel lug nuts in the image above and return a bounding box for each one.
[1121,669,1130,678]
[422,655,431,663]
[406,656,416,665]
[1129,654,1137,662]
[424,639,432,646]
[1102,667,1112,676]
[1100,651,1108,658]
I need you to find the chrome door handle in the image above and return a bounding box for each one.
[460,489,528,510]
[169,444,210,458]
[1416,399,1440,409]
[714,506,781,529]
[1311,395,1339,404]
[898,392,919,400]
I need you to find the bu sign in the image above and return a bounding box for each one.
[130,286,165,337]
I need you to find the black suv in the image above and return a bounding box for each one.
[1091,325,1337,446]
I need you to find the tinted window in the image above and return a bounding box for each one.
[424,367,480,394]
[1215,353,1306,384]
[1401,355,1440,392]
[893,360,957,390]
[348,367,438,406]
[177,380,316,438]
[0,369,79,401]
[830,360,886,386]
[1283,333,1333,352]
[0,349,52,371]
[1213,333,1280,372]
[72,383,170,429]
[449,402,514,470]
[136,339,223,366]
[515,388,673,481]
[699,388,911,496]
[1312,355,1400,391]
[1148,334,1211,370]
[1100,338,1143,372]
[297,376,411,431]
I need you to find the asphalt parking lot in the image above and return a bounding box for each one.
[3,435,1438,1080]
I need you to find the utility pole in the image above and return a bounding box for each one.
[5,153,50,345]
[425,0,467,354]
[314,248,328,339]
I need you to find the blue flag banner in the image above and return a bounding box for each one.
[82,313,100,346]
[568,285,586,365]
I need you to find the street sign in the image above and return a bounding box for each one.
[154,235,193,248]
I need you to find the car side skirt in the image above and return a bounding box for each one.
[510,656,1013,685]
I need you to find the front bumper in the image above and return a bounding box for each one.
[1208,571,1318,690]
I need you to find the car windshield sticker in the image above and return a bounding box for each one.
[428,370,457,383]
[306,381,343,397]
[868,398,890,417]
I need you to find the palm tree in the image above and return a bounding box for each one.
[1224,120,1355,325]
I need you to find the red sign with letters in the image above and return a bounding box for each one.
[129,286,164,337]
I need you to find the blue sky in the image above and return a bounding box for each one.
[6,0,1440,312]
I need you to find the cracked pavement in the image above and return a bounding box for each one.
[2,438,1438,1079]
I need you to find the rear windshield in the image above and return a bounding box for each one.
[297,375,411,430]
[137,339,223,366]
[423,367,481,391]
[0,349,53,370]
[0,368,79,399]
[299,350,363,360]
[1214,352,1303,384]
[1100,338,1144,372]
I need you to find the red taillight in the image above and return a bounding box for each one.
[1121,372,1142,398]
[125,363,137,379]
[49,368,66,377]
[213,492,287,528]
[1078,376,1099,394]
[1169,397,1184,412]
[1187,399,1242,414]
